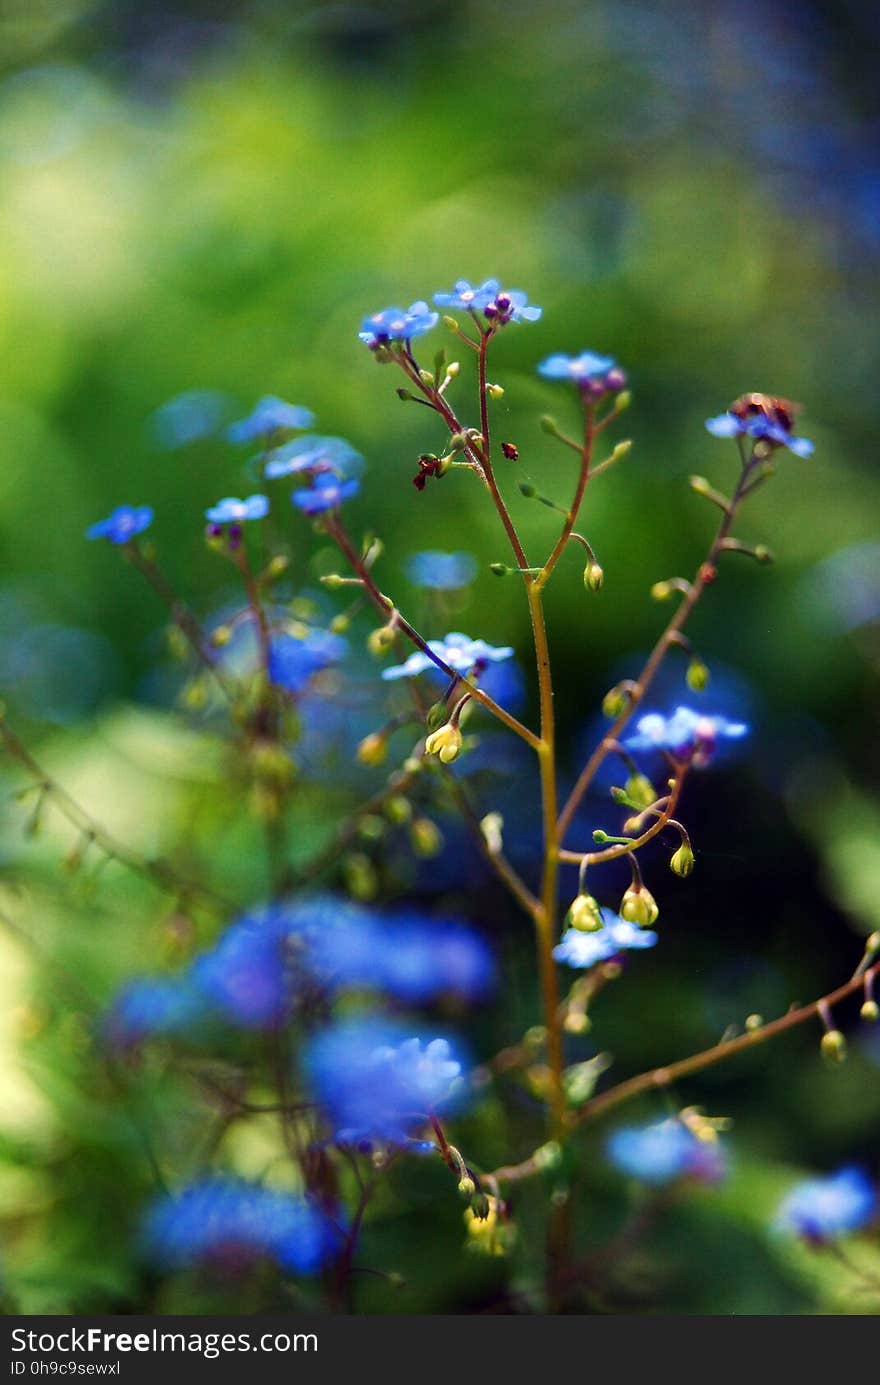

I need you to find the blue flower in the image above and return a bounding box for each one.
[433,280,542,324]
[775,1168,876,1242]
[192,908,293,1029]
[538,351,625,395]
[624,706,748,766]
[358,302,439,348]
[268,628,348,694]
[607,1119,726,1186]
[205,495,269,524]
[381,631,514,681]
[553,909,658,969]
[227,397,315,444]
[433,278,500,312]
[264,435,363,481]
[305,1018,466,1144]
[143,1179,338,1275]
[705,394,813,457]
[151,390,228,449]
[377,915,495,1003]
[104,977,206,1048]
[405,550,478,591]
[86,505,153,544]
[292,473,360,515]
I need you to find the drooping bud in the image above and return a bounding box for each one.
[518,481,537,499]
[457,1176,476,1198]
[425,700,448,732]
[745,1013,763,1031]
[210,624,232,647]
[860,1000,879,1022]
[670,842,695,877]
[384,795,412,824]
[820,1029,847,1064]
[625,773,656,809]
[487,383,504,400]
[425,722,463,764]
[651,580,673,601]
[620,884,659,928]
[367,624,397,656]
[602,683,629,719]
[356,731,388,767]
[568,893,604,933]
[686,658,710,692]
[583,560,604,592]
[410,817,443,858]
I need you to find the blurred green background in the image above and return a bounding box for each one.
[0,0,879,1314]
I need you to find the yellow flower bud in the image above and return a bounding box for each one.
[670,842,695,877]
[620,885,659,928]
[425,722,463,764]
[625,773,656,809]
[860,1000,879,1023]
[410,817,443,858]
[820,1029,847,1064]
[568,893,604,933]
[367,624,397,656]
[356,731,388,767]
[686,658,710,692]
[584,560,604,592]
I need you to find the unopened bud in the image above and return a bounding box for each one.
[426,701,448,732]
[458,1176,476,1198]
[210,624,232,647]
[820,1029,847,1064]
[745,1013,763,1032]
[651,580,673,601]
[329,614,350,634]
[490,562,509,576]
[448,432,468,452]
[670,842,695,878]
[357,732,388,767]
[367,624,397,656]
[411,817,443,858]
[564,1011,591,1035]
[625,773,656,809]
[584,560,604,592]
[486,383,504,399]
[344,852,378,901]
[320,573,346,590]
[385,795,412,824]
[569,893,604,933]
[866,932,880,956]
[602,684,628,719]
[264,554,290,581]
[446,361,460,378]
[442,315,460,331]
[396,387,416,401]
[861,1000,879,1022]
[425,722,463,765]
[540,415,560,437]
[620,885,659,928]
[613,389,632,413]
[518,481,537,498]
[686,658,710,692]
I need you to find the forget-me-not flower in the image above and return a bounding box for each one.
[86,505,153,544]
[705,394,813,457]
[553,909,658,970]
[268,628,348,694]
[359,302,439,349]
[142,1179,338,1275]
[606,1118,726,1186]
[624,706,748,767]
[205,495,269,525]
[538,351,626,395]
[292,473,360,515]
[775,1168,876,1242]
[105,977,206,1048]
[381,631,514,681]
[227,397,315,444]
[264,434,363,481]
[434,279,542,324]
[405,550,478,591]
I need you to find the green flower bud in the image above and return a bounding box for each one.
[584,560,604,592]
[625,773,656,809]
[490,562,509,576]
[602,684,628,718]
[820,1029,847,1064]
[670,842,695,878]
[686,658,710,692]
[410,817,443,858]
[384,795,412,824]
[210,624,232,647]
[367,624,397,656]
[651,580,673,601]
[457,1176,476,1198]
[356,731,388,767]
[486,382,504,399]
[568,893,604,933]
[745,1013,763,1031]
[860,1000,879,1023]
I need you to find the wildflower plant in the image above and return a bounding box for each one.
[4,281,880,1316]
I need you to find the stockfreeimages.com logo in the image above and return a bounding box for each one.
[11,1329,317,1362]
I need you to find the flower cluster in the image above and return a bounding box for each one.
[774,1168,876,1243]
[606,1118,726,1186]
[142,1178,338,1275]
[624,706,748,766]
[305,1018,466,1145]
[106,895,495,1042]
[706,393,814,457]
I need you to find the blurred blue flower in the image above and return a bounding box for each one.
[433,278,500,311]
[191,908,297,1029]
[705,403,813,457]
[105,977,206,1048]
[292,473,360,515]
[607,1119,726,1185]
[143,1179,338,1275]
[553,909,658,969]
[538,351,624,394]
[382,631,514,681]
[359,302,438,348]
[264,435,363,481]
[227,397,315,444]
[377,915,495,1003]
[775,1168,876,1242]
[268,628,348,694]
[86,505,153,544]
[624,706,748,766]
[305,1018,465,1144]
[151,390,228,449]
[405,550,478,591]
[205,495,269,524]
